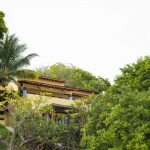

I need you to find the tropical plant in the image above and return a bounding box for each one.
[0,34,38,88]
[0,11,8,39]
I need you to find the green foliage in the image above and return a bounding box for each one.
[2,91,81,149]
[37,63,111,92]
[16,113,81,149]
[82,88,150,150]
[78,57,150,149]
[0,124,11,150]
[114,56,150,92]
[0,11,8,39]
[37,63,71,80]
[0,124,11,140]
[0,34,38,87]
[2,91,53,149]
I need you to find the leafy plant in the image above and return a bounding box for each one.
[0,34,38,88]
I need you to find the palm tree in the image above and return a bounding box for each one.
[0,34,38,88]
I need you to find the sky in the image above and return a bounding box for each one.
[0,0,150,83]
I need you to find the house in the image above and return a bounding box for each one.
[0,76,98,125]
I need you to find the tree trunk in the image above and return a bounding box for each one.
[8,127,15,150]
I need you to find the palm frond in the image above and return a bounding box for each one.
[0,34,38,87]
[12,53,38,69]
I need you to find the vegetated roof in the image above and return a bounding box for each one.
[18,80,99,94]
[39,76,65,83]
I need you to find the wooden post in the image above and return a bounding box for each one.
[51,106,56,121]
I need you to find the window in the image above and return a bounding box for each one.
[68,94,73,100]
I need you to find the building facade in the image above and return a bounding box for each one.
[0,76,98,126]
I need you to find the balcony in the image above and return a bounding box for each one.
[26,94,75,107]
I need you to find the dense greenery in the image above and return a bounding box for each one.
[0,124,11,150]
[81,89,150,150]
[0,91,82,150]
[114,56,150,92]
[80,56,150,150]
[0,11,8,39]
[15,113,81,149]
[1,56,150,149]
[37,63,111,92]
[0,34,38,88]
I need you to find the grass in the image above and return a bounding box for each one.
[0,124,12,150]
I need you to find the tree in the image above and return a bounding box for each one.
[114,56,150,92]
[0,34,38,88]
[2,91,52,150]
[79,57,150,149]
[81,88,150,150]
[37,63,71,80]
[37,63,111,92]
[1,91,82,150]
[0,11,8,39]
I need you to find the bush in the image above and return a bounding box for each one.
[0,124,12,150]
